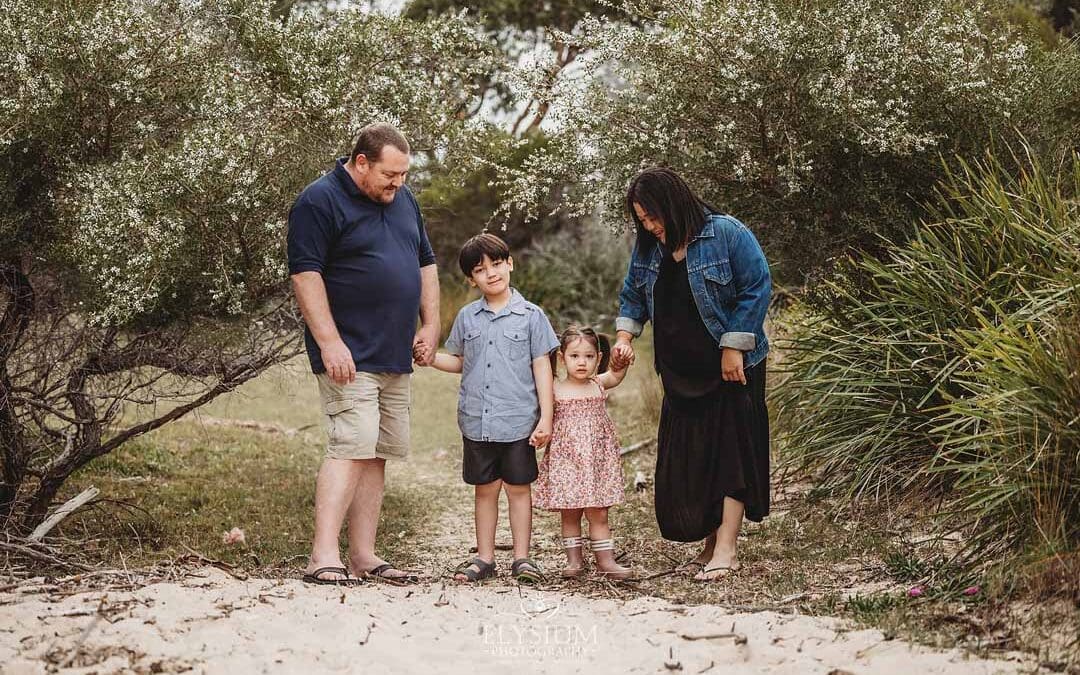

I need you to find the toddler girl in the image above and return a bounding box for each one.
[533,325,633,579]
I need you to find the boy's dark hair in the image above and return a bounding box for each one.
[458,232,511,277]
[550,325,612,375]
[350,122,410,164]
[626,167,716,253]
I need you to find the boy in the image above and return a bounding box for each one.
[414,233,558,583]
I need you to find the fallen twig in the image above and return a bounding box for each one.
[621,439,655,456]
[29,487,100,542]
[0,540,95,572]
[178,546,249,580]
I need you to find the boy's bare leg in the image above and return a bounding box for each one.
[345,458,410,579]
[504,483,532,561]
[306,458,363,580]
[455,479,501,581]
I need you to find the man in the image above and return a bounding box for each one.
[287,123,439,584]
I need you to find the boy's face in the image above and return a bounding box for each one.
[468,254,513,296]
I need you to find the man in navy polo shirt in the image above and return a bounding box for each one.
[288,123,439,585]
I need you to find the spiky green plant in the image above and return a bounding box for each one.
[775,148,1080,570]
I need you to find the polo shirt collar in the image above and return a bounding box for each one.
[333,157,377,203]
[475,288,526,317]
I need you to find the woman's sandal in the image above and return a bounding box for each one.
[453,557,497,583]
[510,557,544,584]
[560,536,587,579]
[693,563,740,582]
[676,560,706,576]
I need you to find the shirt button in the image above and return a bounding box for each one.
[487,363,491,368]
[485,385,489,389]
[489,340,493,345]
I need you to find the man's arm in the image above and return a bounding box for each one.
[291,271,355,384]
[413,263,440,365]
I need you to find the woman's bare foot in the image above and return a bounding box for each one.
[676,534,716,575]
[693,545,739,581]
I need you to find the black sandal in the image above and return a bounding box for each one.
[364,563,420,585]
[302,566,363,586]
[510,558,544,585]
[453,557,497,582]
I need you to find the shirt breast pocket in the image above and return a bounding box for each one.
[463,329,482,359]
[703,260,735,305]
[501,329,529,362]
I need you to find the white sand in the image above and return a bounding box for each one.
[0,568,1031,674]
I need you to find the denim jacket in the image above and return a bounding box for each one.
[616,214,772,368]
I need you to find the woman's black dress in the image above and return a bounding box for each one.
[652,251,770,542]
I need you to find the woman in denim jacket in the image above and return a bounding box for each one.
[611,168,771,582]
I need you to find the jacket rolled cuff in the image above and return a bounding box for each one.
[615,316,644,337]
[719,331,756,351]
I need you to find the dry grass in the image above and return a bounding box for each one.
[19,327,1079,669]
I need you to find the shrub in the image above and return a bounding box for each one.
[774,148,1080,571]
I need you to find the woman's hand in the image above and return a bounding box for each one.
[611,341,635,370]
[721,347,746,385]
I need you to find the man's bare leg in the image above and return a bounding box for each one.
[306,458,364,580]
[345,458,410,579]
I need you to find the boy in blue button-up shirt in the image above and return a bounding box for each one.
[415,233,559,584]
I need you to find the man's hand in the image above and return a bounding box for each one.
[611,341,635,371]
[413,324,439,367]
[721,347,746,385]
[322,339,356,385]
[529,417,552,448]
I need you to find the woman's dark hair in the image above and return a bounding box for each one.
[458,232,511,277]
[550,325,612,375]
[625,167,715,252]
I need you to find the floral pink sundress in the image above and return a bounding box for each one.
[533,379,625,510]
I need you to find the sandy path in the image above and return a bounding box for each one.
[0,568,1031,674]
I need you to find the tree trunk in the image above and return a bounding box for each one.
[0,264,34,524]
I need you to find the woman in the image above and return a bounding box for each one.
[612,167,771,581]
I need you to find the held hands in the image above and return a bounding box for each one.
[529,417,552,448]
[412,324,439,367]
[610,341,635,371]
[323,339,356,385]
[721,347,746,385]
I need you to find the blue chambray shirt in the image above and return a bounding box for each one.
[444,289,560,443]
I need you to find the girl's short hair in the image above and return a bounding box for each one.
[551,325,612,375]
[458,232,511,277]
[626,167,715,253]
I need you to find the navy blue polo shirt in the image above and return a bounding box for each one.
[287,157,436,374]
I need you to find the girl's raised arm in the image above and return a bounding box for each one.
[597,361,628,390]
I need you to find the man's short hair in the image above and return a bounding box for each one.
[350,123,410,164]
[458,233,511,277]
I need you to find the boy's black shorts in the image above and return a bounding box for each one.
[461,436,538,486]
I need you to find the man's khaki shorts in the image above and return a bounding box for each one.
[316,372,410,461]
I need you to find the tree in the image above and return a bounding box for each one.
[0,0,495,530]
[404,0,633,134]
[493,0,1080,282]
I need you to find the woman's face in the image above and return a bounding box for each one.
[633,202,666,244]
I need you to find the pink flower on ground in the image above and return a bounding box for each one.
[962,585,980,596]
[222,527,246,545]
[907,585,925,598]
